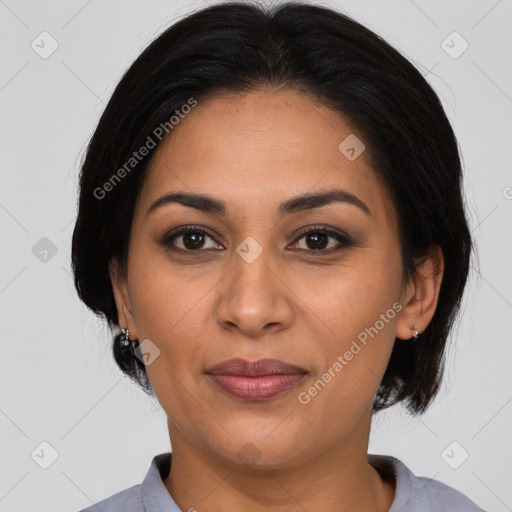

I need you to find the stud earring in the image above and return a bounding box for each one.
[119,327,133,352]
[412,326,419,342]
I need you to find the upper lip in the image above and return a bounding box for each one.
[205,358,307,376]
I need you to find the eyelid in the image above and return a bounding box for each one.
[291,224,350,241]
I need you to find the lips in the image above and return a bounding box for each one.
[206,357,307,376]
[205,358,308,401]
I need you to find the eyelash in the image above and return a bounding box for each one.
[159,224,353,255]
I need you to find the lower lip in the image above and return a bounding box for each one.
[207,373,306,401]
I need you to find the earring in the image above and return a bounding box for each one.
[119,327,133,352]
[412,326,419,342]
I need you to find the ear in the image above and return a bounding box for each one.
[396,245,444,340]
[109,257,138,340]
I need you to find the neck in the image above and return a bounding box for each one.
[162,409,396,512]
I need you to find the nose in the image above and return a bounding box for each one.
[215,247,294,338]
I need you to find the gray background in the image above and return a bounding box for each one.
[1,0,511,510]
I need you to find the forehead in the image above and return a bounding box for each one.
[137,88,397,229]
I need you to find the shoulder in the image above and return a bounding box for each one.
[369,454,487,512]
[391,455,487,511]
[76,484,143,512]
[413,474,486,511]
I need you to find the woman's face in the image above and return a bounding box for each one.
[111,88,420,468]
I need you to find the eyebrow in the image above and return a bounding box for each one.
[146,188,371,218]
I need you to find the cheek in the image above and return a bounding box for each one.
[293,250,401,400]
[127,256,211,413]
[125,258,196,388]
[293,248,402,337]
[127,241,212,336]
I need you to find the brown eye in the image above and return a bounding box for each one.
[303,232,329,250]
[290,226,353,253]
[160,226,224,252]
[181,231,206,250]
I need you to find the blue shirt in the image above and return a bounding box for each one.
[77,452,486,511]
